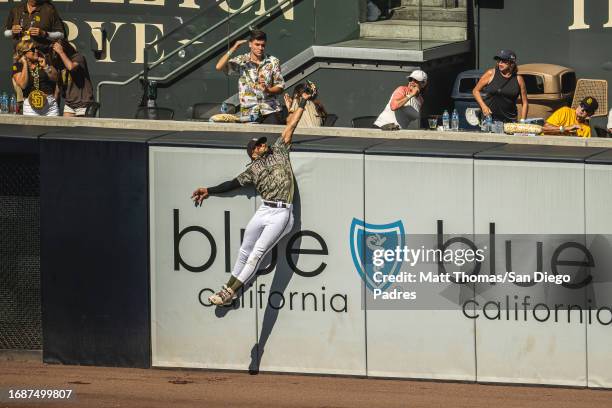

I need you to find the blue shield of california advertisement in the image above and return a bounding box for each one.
[350,218,405,292]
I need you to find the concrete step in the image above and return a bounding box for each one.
[401,0,467,7]
[360,20,467,41]
[392,6,467,22]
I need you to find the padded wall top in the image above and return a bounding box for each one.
[366,139,503,158]
[474,144,607,163]
[585,149,612,165]
[42,126,170,143]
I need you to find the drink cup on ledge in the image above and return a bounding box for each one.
[428,116,438,130]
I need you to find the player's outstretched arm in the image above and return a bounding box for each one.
[282,92,313,145]
[191,178,242,207]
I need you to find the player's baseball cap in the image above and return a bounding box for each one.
[494,49,517,62]
[407,69,428,85]
[247,136,267,159]
[580,96,598,115]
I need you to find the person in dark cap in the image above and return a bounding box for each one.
[4,0,65,113]
[543,96,598,137]
[190,89,315,306]
[473,49,529,123]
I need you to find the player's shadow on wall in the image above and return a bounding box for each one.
[247,181,303,374]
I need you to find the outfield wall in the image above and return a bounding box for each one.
[2,121,612,387]
[147,133,612,387]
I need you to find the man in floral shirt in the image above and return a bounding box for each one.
[216,30,285,123]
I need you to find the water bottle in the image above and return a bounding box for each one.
[451,109,459,131]
[1,92,8,113]
[484,115,493,132]
[442,110,450,131]
[220,102,228,114]
[9,95,16,114]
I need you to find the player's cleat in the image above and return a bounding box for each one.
[208,285,235,306]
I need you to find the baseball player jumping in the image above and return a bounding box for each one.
[191,90,314,306]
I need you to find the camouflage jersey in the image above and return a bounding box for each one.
[237,137,294,204]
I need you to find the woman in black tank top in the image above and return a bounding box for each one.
[473,50,529,123]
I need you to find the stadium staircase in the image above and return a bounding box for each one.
[359,0,467,44]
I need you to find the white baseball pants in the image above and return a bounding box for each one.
[231,204,294,284]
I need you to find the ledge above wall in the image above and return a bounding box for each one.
[0,114,608,148]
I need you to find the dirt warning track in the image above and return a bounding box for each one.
[1,360,611,408]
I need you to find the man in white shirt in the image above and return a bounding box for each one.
[607,108,612,132]
[374,70,427,129]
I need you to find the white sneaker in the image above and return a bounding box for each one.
[208,285,235,306]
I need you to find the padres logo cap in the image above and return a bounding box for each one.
[246,136,267,159]
[580,96,598,115]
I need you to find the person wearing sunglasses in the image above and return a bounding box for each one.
[542,97,598,137]
[374,69,427,130]
[4,0,65,112]
[12,39,59,116]
[473,50,529,123]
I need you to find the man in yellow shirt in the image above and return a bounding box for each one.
[542,97,598,137]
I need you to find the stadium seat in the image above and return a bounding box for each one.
[571,79,608,116]
[590,115,610,137]
[351,116,377,128]
[594,127,610,137]
[191,102,236,120]
[323,113,338,127]
[85,102,100,117]
[134,107,175,120]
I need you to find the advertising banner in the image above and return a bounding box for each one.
[474,160,587,386]
[150,145,366,375]
[253,151,366,375]
[585,162,612,388]
[149,140,612,385]
[150,146,257,370]
[363,154,476,380]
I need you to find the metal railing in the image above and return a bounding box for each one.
[96,0,293,106]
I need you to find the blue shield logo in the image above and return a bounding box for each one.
[350,218,405,292]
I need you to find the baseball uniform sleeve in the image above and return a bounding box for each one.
[237,168,253,186]
[273,135,290,153]
[607,109,612,129]
[208,178,241,194]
